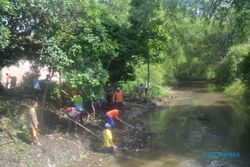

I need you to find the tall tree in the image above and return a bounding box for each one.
[98,0,137,82]
[129,0,170,99]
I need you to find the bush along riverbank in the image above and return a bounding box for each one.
[0,88,176,167]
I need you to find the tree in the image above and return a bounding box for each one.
[216,44,250,82]
[0,0,11,51]
[98,0,137,82]
[206,0,250,43]
[53,7,114,99]
[129,0,170,99]
[38,39,71,126]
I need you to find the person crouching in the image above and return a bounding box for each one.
[64,106,81,137]
[105,108,122,127]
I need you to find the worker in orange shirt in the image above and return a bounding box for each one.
[113,87,124,110]
[105,108,122,127]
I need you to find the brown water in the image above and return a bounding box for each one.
[69,83,250,167]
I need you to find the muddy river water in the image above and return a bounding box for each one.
[70,83,250,167]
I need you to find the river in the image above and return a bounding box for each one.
[67,83,250,167]
[112,83,250,167]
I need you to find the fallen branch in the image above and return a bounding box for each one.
[0,126,16,144]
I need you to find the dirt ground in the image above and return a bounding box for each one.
[0,89,176,167]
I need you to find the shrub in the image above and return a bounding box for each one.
[224,79,246,96]
[239,52,250,88]
[216,43,250,82]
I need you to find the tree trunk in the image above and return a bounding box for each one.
[40,70,54,127]
[146,58,150,102]
[59,71,66,107]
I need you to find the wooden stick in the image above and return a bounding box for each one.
[61,89,69,96]
[119,119,136,129]
[119,119,149,133]
[55,112,101,140]
[125,102,146,108]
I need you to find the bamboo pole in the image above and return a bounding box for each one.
[55,112,101,140]
[61,89,69,96]
[124,102,146,108]
[119,119,136,129]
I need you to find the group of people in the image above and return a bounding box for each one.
[102,87,126,154]
[64,90,96,137]
[27,83,126,155]
[63,86,125,154]
[103,108,123,154]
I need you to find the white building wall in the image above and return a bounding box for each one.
[1,59,59,87]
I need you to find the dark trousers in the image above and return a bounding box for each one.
[105,115,115,127]
[67,116,77,133]
[34,89,40,99]
[114,102,123,110]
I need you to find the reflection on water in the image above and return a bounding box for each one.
[117,83,250,167]
[68,83,250,167]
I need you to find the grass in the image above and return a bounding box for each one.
[224,79,247,96]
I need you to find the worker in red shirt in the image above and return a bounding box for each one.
[64,106,81,136]
[105,108,122,127]
[113,87,124,110]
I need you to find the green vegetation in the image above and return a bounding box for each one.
[1,1,250,166]
[224,79,247,96]
[0,0,250,97]
[0,98,33,166]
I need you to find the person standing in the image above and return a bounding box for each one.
[5,73,11,88]
[105,84,113,110]
[72,94,84,111]
[33,75,41,99]
[85,99,96,119]
[137,83,144,98]
[10,76,16,88]
[28,100,42,146]
[103,123,117,154]
[112,87,124,110]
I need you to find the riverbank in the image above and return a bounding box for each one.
[0,89,176,167]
